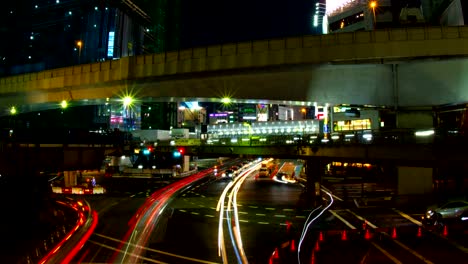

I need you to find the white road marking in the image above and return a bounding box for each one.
[93,234,220,264]
[345,209,378,229]
[392,208,422,226]
[347,209,434,264]
[329,210,356,229]
[371,242,402,264]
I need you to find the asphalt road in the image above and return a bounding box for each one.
[66,160,468,264]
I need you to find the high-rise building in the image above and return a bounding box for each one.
[326,0,425,33]
[0,0,150,76]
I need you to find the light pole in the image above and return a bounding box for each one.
[76,40,83,63]
[370,1,377,29]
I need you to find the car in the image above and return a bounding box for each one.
[423,200,468,226]
[221,169,235,180]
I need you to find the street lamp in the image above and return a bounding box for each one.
[369,1,377,29]
[76,40,83,63]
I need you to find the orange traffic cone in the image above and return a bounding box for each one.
[319,231,324,241]
[290,239,296,252]
[391,227,397,239]
[443,225,448,237]
[341,230,348,241]
[417,226,422,238]
[273,248,279,259]
[314,240,320,252]
[364,228,372,240]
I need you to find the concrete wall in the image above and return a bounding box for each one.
[397,111,434,129]
[398,59,468,106]
[398,166,433,195]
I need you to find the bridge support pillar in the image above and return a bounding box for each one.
[183,155,190,172]
[397,166,433,195]
[64,170,77,187]
[304,158,325,207]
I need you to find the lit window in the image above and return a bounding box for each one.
[35,5,38,8]
[30,36,34,40]
[56,0,60,3]
[95,6,98,11]
[28,56,31,59]
[94,24,97,27]
[68,11,72,15]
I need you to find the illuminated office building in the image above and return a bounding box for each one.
[0,0,150,76]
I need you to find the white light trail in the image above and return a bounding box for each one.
[297,189,334,264]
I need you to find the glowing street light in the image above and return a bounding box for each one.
[370,1,377,28]
[76,40,83,62]
[122,96,134,107]
[60,100,68,109]
[221,97,232,105]
[10,106,17,115]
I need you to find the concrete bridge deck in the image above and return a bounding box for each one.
[0,26,468,112]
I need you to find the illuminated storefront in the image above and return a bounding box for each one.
[333,119,371,131]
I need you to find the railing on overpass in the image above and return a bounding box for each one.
[0,26,467,98]
[155,128,467,148]
[0,128,131,146]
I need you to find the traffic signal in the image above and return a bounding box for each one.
[177,147,184,154]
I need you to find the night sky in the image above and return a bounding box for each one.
[179,0,318,48]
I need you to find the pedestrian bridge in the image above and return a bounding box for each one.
[1,26,468,113]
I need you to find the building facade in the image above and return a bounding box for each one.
[0,0,150,76]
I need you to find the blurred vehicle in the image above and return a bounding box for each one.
[221,169,235,180]
[423,200,468,226]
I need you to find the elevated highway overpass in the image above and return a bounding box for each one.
[1,26,468,114]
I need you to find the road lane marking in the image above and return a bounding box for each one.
[258,222,269,225]
[256,213,266,216]
[347,210,434,264]
[283,209,294,211]
[329,210,356,229]
[130,194,136,198]
[179,209,187,212]
[239,219,249,223]
[191,212,200,215]
[386,236,434,264]
[239,211,248,214]
[345,209,378,229]
[274,215,286,218]
[91,235,220,264]
[295,215,306,218]
[89,240,167,264]
[371,242,402,264]
[205,215,215,218]
[265,208,275,210]
[392,208,422,226]
[249,206,258,208]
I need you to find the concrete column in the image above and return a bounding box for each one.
[183,155,190,172]
[397,166,433,195]
[305,158,325,206]
[64,171,77,187]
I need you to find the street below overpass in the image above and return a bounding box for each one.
[66,159,467,264]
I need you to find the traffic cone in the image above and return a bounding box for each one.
[290,239,296,252]
[310,250,316,264]
[319,231,324,241]
[443,225,448,237]
[391,227,397,239]
[417,226,422,238]
[364,228,372,240]
[314,240,320,252]
[273,248,280,259]
[341,230,348,241]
